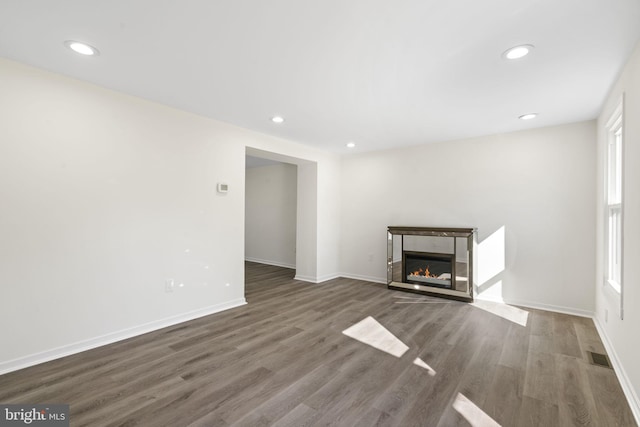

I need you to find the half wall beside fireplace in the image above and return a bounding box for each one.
[387,226,477,301]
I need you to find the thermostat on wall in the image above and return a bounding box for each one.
[217,183,229,193]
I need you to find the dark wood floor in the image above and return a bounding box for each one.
[1,262,636,426]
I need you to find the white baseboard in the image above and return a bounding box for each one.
[338,273,387,284]
[316,273,342,283]
[475,293,506,304]
[245,257,295,269]
[593,317,640,425]
[0,298,247,376]
[294,272,381,284]
[293,274,340,283]
[498,297,594,318]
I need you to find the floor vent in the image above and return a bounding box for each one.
[587,351,613,369]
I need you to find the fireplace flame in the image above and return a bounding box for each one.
[409,266,438,278]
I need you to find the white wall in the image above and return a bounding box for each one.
[595,41,640,419]
[295,162,319,281]
[0,58,244,368]
[245,163,297,268]
[340,121,596,315]
[0,58,342,372]
[316,158,342,281]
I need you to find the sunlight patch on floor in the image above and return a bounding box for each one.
[413,357,436,376]
[453,393,501,427]
[470,300,529,327]
[342,316,409,358]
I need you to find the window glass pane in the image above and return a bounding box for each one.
[607,127,622,204]
[611,209,622,283]
[605,107,622,294]
[615,128,622,203]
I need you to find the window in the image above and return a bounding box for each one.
[605,100,623,293]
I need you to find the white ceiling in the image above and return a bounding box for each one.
[1,0,639,153]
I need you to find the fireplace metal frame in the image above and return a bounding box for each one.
[387,226,477,302]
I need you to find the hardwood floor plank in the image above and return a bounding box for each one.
[109,366,274,427]
[585,362,637,426]
[0,262,635,427]
[353,408,395,427]
[75,376,187,426]
[270,403,318,427]
[397,312,487,426]
[436,333,504,427]
[555,354,602,426]
[232,361,343,425]
[516,396,560,427]
[574,319,607,356]
[482,365,525,426]
[552,312,583,358]
[371,338,452,419]
[499,322,531,370]
[523,350,558,404]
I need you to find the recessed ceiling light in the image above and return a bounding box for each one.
[64,40,99,56]
[271,116,285,124]
[346,142,356,148]
[502,44,534,60]
[519,113,538,120]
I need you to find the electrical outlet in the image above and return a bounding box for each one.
[165,279,175,293]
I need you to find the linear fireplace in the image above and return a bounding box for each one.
[403,251,454,289]
[387,226,477,302]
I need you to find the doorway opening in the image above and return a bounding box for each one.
[244,147,318,296]
[245,155,297,270]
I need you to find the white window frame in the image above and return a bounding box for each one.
[604,97,624,315]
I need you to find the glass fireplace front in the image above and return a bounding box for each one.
[403,251,454,289]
